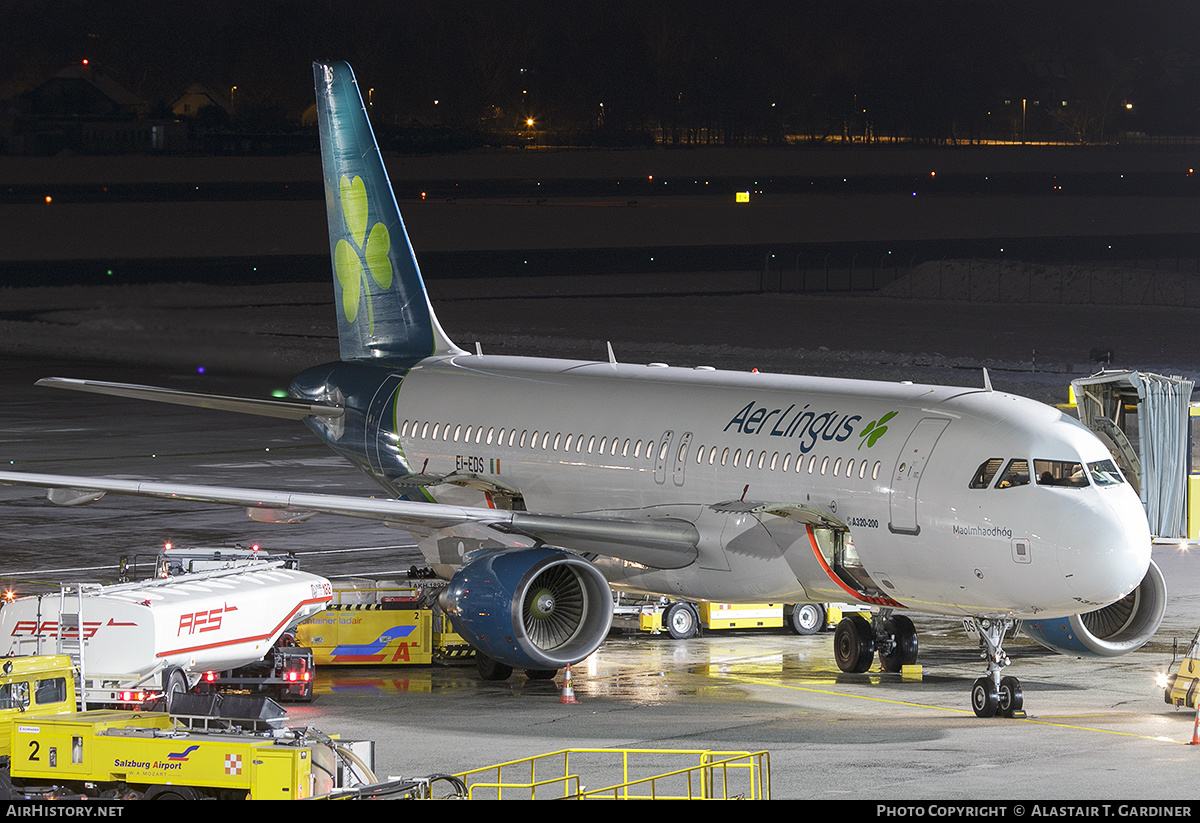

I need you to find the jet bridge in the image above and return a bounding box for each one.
[1071,370,1194,539]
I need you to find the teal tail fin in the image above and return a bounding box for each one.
[313,61,462,362]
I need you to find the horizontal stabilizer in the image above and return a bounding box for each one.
[37,377,343,421]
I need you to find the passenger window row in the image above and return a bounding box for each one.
[400,419,656,459]
[399,418,882,481]
[691,443,882,481]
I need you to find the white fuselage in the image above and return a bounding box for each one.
[380,353,1151,621]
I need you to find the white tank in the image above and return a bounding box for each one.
[0,563,333,689]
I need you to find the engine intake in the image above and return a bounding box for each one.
[438,547,613,671]
[1022,559,1166,657]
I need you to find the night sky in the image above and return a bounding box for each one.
[6,1,1200,142]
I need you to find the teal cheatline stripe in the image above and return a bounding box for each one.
[313,61,462,363]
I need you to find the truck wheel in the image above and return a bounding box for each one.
[145,785,206,800]
[665,602,699,639]
[788,604,825,635]
[163,668,189,712]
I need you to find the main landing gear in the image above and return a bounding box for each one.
[832,610,919,675]
[968,617,1024,718]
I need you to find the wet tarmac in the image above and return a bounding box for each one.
[3,357,1200,801]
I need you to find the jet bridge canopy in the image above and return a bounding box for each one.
[1071,370,1194,539]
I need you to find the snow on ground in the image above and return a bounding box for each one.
[1,260,1198,406]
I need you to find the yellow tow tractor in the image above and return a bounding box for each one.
[1158,628,1200,709]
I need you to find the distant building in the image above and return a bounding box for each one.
[170,84,231,118]
[25,62,147,119]
[11,62,183,154]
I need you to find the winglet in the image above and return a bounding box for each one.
[313,61,463,362]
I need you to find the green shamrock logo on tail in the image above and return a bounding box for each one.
[858,411,897,450]
[334,175,393,333]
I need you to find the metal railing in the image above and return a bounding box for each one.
[454,748,771,800]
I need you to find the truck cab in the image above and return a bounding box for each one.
[0,655,76,759]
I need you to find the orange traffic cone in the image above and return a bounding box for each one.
[1190,701,1200,745]
[559,664,579,704]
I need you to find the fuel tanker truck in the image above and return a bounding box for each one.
[0,558,333,709]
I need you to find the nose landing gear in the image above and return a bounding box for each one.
[969,617,1025,718]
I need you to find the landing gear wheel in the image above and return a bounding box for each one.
[833,613,875,673]
[879,615,919,672]
[788,604,825,636]
[998,676,1024,717]
[665,602,699,639]
[971,677,999,718]
[476,652,514,681]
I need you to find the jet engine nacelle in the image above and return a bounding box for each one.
[438,546,613,671]
[1021,559,1166,657]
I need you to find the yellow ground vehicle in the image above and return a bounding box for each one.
[1159,628,1200,709]
[615,595,867,639]
[6,705,379,800]
[295,578,471,665]
[299,605,434,665]
[0,657,377,801]
[0,655,77,759]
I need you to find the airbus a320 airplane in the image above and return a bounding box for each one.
[0,62,1166,718]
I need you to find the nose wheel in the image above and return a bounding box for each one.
[969,617,1025,718]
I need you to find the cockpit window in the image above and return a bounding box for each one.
[996,459,1030,488]
[1088,459,1124,486]
[1034,459,1089,488]
[969,458,1004,489]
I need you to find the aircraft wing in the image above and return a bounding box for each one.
[35,378,343,421]
[0,470,698,570]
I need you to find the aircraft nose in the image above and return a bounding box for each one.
[1055,494,1151,606]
